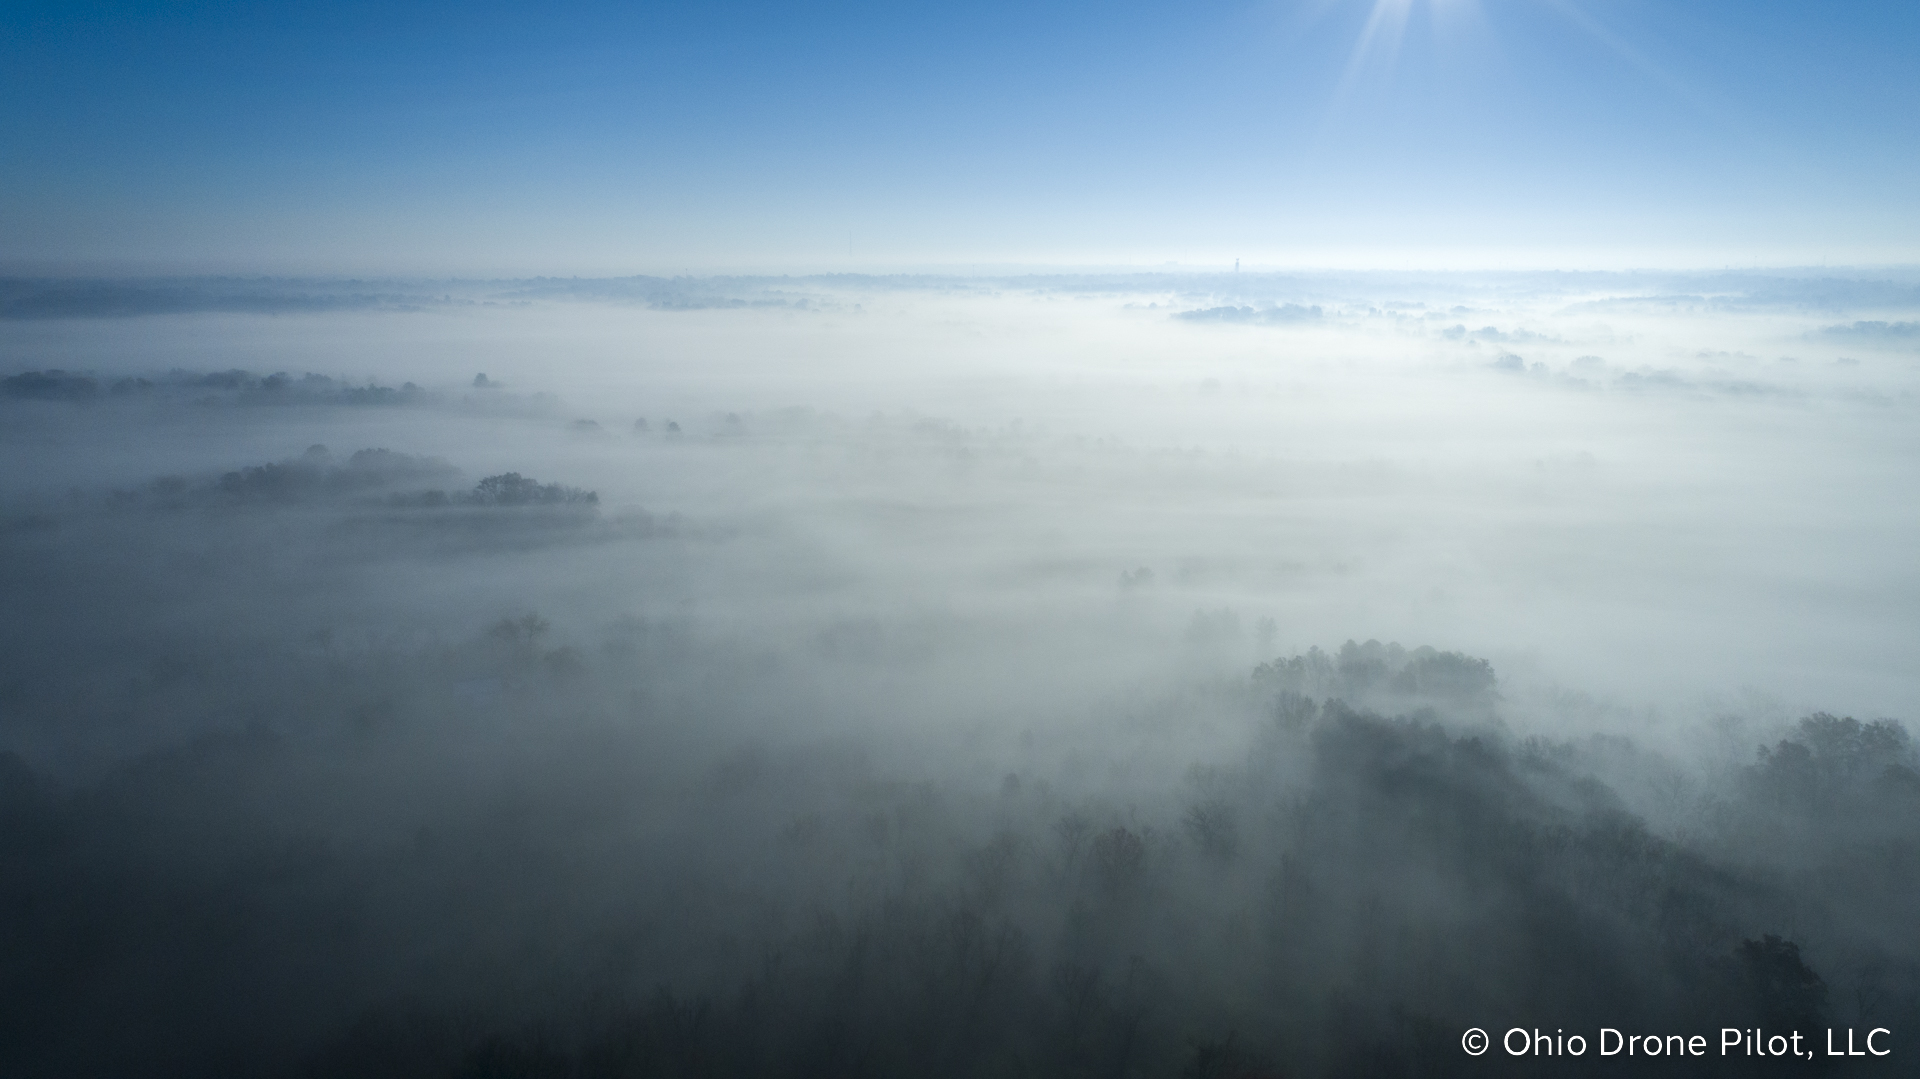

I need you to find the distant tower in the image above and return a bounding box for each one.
[1235,259,1240,273]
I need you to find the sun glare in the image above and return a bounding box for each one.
[1336,0,1460,96]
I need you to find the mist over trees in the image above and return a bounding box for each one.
[3,605,1914,1076]
[4,273,1920,1076]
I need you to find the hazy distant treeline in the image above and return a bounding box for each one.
[3,366,432,406]
[8,268,1920,322]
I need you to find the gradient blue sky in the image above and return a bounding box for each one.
[3,0,1916,273]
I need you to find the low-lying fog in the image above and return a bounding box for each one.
[3,270,1918,1077]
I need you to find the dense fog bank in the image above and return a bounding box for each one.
[3,270,1918,1075]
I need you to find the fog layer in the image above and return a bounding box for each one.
[3,270,1917,1076]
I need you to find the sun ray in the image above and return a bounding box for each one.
[1336,0,1418,100]
[1537,0,1713,113]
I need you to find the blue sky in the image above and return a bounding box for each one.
[3,0,1916,273]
